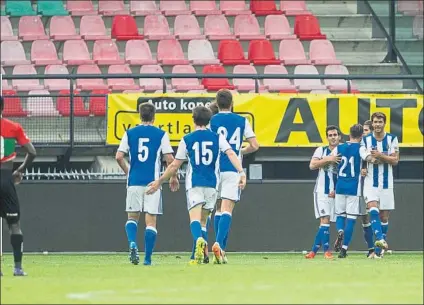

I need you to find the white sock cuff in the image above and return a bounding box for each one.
[146,226,157,234]
[369,207,379,213]
[338,214,347,218]
[362,223,371,228]
[201,227,207,232]
[222,211,232,217]
[320,223,330,228]
[215,212,222,217]
[381,222,389,226]
[190,220,201,225]
[347,214,357,220]
[126,220,138,226]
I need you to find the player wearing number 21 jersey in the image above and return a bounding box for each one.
[209,89,259,264]
[147,106,246,265]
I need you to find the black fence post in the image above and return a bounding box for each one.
[69,80,74,149]
[384,0,398,63]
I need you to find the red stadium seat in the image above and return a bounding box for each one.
[201,65,235,91]
[204,15,235,40]
[294,15,326,40]
[159,0,190,16]
[63,40,94,65]
[1,41,31,66]
[234,15,266,40]
[279,39,311,65]
[248,40,280,65]
[171,65,204,91]
[57,90,90,117]
[265,15,297,40]
[233,65,265,92]
[18,16,49,41]
[218,40,250,65]
[144,15,174,40]
[93,40,125,65]
[44,65,71,91]
[220,0,251,15]
[130,0,159,16]
[280,0,312,16]
[107,64,140,91]
[188,39,220,65]
[49,16,81,41]
[111,15,143,41]
[263,65,298,92]
[309,40,342,65]
[139,65,170,91]
[157,39,189,65]
[98,0,128,16]
[12,65,44,91]
[31,40,62,66]
[66,0,97,16]
[1,16,18,41]
[250,0,282,16]
[89,89,109,116]
[190,0,221,15]
[76,64,109,90]
[80,16,110,40]
[1,67,13,90]
[294,65,327,91]
[174,15,204,40]
[1,90,27,117]
[125,40,157,65]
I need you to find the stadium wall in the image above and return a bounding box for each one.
[2,181,423,253]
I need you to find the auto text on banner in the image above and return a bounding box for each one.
[107,93,424,147]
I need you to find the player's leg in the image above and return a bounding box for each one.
[334,194,347,252]
[359,196,374,257]
[125,186,143,265]
[339,196,360,258]
[187,188,207,264]
[143,189,162,265]
[200,212,211,263]
[375,190,394,257]
[306,193,332,259]
[0,177,26,276]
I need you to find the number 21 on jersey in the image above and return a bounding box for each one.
[339,156,355,178]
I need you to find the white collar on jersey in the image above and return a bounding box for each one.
[219,111,232,113]
[372,132,387,140]
[195,126,208,130]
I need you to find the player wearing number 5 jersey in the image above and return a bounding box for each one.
[1,96,37,276]
[210,89,259,264]
[147,106,246,265]
[116,103,179,266]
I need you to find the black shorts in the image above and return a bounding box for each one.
[0,169,20,224]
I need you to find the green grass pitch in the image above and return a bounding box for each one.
[1,253,423,304]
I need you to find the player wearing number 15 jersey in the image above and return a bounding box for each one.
[116,103,179,266]
[147,106,246,265]
[210,89,259,264]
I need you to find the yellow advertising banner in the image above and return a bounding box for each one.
[106,93,424,147]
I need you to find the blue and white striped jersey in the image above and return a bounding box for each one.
[175,128,231,190]
[118,125,173,187]
[312,146,338,195]
[361,133,399,189]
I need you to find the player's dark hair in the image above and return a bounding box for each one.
[326,125,340,136]
[363,120,373,131]
[208,102,219,115]
[0,96,3,113]
[216,89,233,110]
[350,124,363,139]
[371,112,386,123]
[193,106,212,127]
[139,102,155,122]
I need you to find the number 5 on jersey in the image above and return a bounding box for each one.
[138,138,150,162]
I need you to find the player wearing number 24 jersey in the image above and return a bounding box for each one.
[209,89,259,264]
[147,106,246,265]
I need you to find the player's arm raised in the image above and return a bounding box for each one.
[309,147,341,170]
[241,120,259,155]
[115,132,129,176]
[220,134,246,190]
[13,124,36,184]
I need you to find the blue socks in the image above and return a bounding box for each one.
[125,220,138,248]
[214,213,221,240]
[336,214,346,233]
[311,224,330,253]
[311,227,322,253]
[144,226,157,264]
[362,223,374,249]
[216,212,232,248]
[342,217,357,250]
[190,220,202,242]
[375,222,389,256]
[369,207,384,241]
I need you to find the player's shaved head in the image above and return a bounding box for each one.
[0,96,3,113]
[350,124,363,139]
[193,106,212,127]
[216,89,233,110]
[139,102,155,123]
[208,102,219,115]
